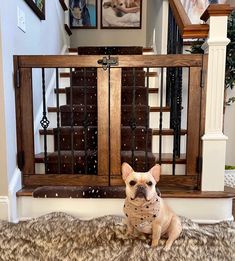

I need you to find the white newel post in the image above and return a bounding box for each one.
[201,5,233,191]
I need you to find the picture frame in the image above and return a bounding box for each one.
[69,0,98,29]
[24,0,45,20]
[101,0,142,29]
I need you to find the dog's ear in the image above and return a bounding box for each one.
[103,1,112,8]
[122,162,133,181]
[149,164,161,182]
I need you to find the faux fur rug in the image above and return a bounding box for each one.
[0,213,235,261]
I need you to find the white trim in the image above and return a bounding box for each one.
[202,133,228,141]
[8,168,22,223]
[192,216,234,224]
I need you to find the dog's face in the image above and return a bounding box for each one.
[122,163,161,201]
[103,0,126,17]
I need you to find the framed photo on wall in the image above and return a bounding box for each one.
[101,0,142,29]
[69,0,98,29]
[24,0,45,20]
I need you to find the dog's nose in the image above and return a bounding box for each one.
[135,185,147,199]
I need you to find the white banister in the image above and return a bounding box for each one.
[201,5,233,191]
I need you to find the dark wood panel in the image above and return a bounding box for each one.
[97,69,109,177]
[186,67,201,176]
[110,69,121,176]
[20,68,35,175]
[23,175,109,186]
[17,54,203,68]
[150,107,171,112]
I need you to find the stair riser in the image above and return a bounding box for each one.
[39,134,186,154]
[56,92,158,107]
[47,111,171,129]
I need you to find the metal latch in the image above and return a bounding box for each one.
[97,56,118,70]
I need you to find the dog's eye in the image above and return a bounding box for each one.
[113,4,116,8]
[120,3,123,6]
[147,181,153,186]
[129,180,136,186]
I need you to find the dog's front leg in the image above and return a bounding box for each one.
[151,222,161,247]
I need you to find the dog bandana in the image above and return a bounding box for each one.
[123,194,160,234]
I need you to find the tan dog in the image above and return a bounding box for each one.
[122,162,182,251]
[103,0,140,17]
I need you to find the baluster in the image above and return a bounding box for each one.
[145,67,150,171]
[69,68,74,174]
[56,68,61,174]
[40,68,50,174]
[131,68,136,168]
[159,68,164,165]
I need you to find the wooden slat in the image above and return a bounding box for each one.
[150,107,171,112]
[23,175,108,186]
[186,67,201,176]
[148,88,159,94]
[111,175,197,189]
[97,68,109,176]
[68,47,154,54]
[145,72,158,77]
[20,68,35,175]
[17,54,203,68]
[110,69,121,176]
[152,129,187,135]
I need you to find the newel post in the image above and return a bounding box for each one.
[200,4,233,191]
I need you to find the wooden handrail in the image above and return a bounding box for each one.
[169,0,209,39]
[201,4,234,22]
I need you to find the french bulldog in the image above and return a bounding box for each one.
[122,162,182,251]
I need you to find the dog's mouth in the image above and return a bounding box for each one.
[131,188,148,201]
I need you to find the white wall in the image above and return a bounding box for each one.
[0,0,69,200]
[70,0,148,47]
[224,88,235,165]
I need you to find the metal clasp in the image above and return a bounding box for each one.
[97,56,118,70]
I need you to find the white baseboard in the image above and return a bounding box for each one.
[17,197,233,224]
[0,196,9,220]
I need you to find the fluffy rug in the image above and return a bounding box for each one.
[0,212,235,261]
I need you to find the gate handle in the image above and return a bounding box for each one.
[97,56,118,71]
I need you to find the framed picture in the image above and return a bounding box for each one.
[69,0,97,29]
[101,0,142,29]
[24,0,45,20]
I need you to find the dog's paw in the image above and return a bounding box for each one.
[151,240,159,248]
[163,244,171,252]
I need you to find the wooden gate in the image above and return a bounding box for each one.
[14,54,207,190]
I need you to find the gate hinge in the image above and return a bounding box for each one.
[196,156,202,173]
[200,69,205,88]
[15,69,20,88]
[17,151,24,171]
[97,56,119,70]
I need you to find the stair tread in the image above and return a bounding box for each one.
[152,129,187,135]
[68,47,154,53]
[35,151,186,164]
[54,87,159,94]
[48,105,169,113]
[16,186,235,199]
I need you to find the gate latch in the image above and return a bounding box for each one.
[97,56,118,70]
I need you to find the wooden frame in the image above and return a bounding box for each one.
[69,0,98,29]
[101,0,142,29]
[14,54,206,189]
[24,0,45,20]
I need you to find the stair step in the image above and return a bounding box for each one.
[150,107,171,112]
[154,153,186,164]
[152,129,187,135]
[60,71,157,79]
[34,150,156,173]
[68,47,154,54]
[54,87,159,94]
[39,126,152,152]
[16,186,235,199]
